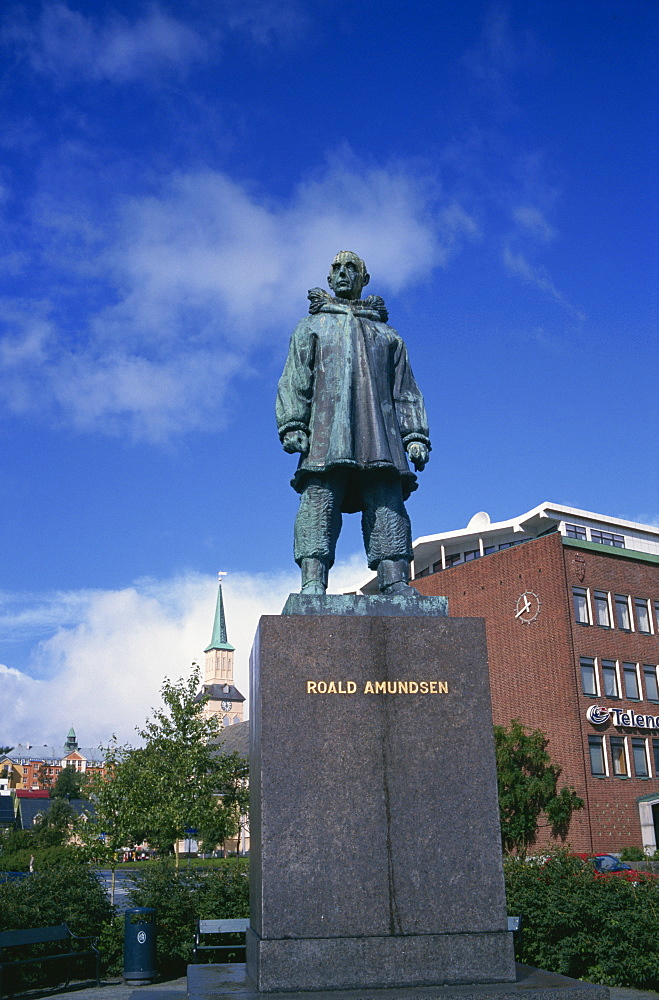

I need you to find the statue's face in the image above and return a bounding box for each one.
[328,257,366,300]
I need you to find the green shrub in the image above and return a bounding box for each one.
[0,849,33,872]
[0,860,116,988]
[198,858,250,920]
[505,851,659,989]
[0,830,35,856]
[0,861,112,935]
[97,914,124,976]
[619,846,647,862]
[127,858,249,976]
[0,844,88,872]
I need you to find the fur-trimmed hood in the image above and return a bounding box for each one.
[307,287,389,323]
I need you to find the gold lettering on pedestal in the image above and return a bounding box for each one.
[306,680,357,694]
[306,680,449,695]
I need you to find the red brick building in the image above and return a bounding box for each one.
[356,503,659,854]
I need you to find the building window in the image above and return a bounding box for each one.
[590,529,625,548]
[615,594,632,631]
[581,657,598,697]
[632,738,650,778]
[445,553,462,567]
[610,737,628,776]
[602,660,619,698]
[654,601,659,633]
[483,545,497,555]
[416,567,429,578]
[573,587,591,625]
[635,599,652,634]
[566,523,587,540]
[623,662,640,700]
[432,561,442,573]
[644,665,659,702]
[653,739,659,776]
[464,548,480,561]
[593,590,611,628]
[588,735,606,776]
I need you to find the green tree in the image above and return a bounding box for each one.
[197,750,249,855]
[101,666,243,865]
[51,766,87,800]
[33,798,79,847]
[83,738,135,904]
[494,719,584,855]
[0,748,13,783]
[37,762,52,791]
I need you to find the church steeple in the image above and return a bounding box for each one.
[199,574,245,728]
[204,580,235,653]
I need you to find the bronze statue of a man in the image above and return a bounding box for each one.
[276,251,431,596]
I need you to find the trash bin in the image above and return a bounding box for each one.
[124,908,156,984]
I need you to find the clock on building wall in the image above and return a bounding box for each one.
[221,700,232,711]
[514,591,541,624]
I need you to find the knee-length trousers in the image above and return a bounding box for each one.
[293,470,413,570]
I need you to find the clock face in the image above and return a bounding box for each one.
[514,591,541,624]
[221,700,232,711]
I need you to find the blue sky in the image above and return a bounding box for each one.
[0,0,656,746]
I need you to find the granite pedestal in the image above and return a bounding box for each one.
[188,962,610,1000]
[247,596,516,992]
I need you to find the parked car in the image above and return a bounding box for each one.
[574,853,659,881]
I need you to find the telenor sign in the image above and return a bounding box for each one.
[586,704,659,730]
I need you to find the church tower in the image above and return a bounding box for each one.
[197,576,245,727]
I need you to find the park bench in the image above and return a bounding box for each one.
[192,918,249,964]
[0,923,100,1000]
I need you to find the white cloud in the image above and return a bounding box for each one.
[632,514,659,529]
[0,154,460,441]
[462,1,542,119]
[0,572,281,748]
[49,349,247,442]
[109,159,452,340]
[0,555,368,749]
[7,3,207,84]
[502,246,584,322]
[221,0,307,48]
[512,205,555,243]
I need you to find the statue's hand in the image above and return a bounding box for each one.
[283,429,309,455]
[407,441,428,471]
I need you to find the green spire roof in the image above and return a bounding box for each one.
[204,583,235,653]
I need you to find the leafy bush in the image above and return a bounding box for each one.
[619,846,647,862]
[0,845,88,872]
[505,851,659,989]
[0,860,116,988]
[0,829,35,855]
[0,860,113,936]
[97,914,124,976]
[197,858,250,920]
[127,858,249,976]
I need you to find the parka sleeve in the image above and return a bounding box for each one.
[392,337,431,450]
[275,322,316,441]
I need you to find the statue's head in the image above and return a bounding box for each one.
[328,250,370,301]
